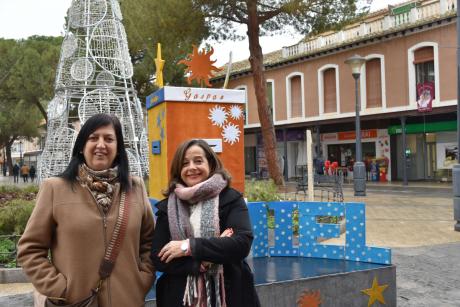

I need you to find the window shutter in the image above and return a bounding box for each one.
[366,58,382,108]
[290,76,302,117]
[413,47,434,64]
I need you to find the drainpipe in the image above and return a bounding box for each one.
[401,116,408,186]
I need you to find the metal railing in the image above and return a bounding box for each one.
[0,234,21,268]
[282,0,456,58]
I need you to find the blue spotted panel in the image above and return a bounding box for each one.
[247,202,269,258]
[298,202,345,260]
[268,202,299,257]
[344,203,391,264]
[247,201,391,265]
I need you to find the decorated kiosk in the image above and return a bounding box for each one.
[145,45,396,307]
[146,86,245,199]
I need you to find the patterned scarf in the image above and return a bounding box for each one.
[78,164,119,214]
[167,174,227,307]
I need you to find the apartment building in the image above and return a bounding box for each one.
[212,0,458,182]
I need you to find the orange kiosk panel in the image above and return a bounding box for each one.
[146,86,246,200]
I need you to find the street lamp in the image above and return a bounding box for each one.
[19,140,23,165]
[345,54,366,196]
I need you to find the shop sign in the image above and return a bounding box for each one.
[416,82,434,113]
[275,129,306,142]
[337,129,377,140]
[388,121,457,135]
[321,133,337,141]
[147,86,246,109]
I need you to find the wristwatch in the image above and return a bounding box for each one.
[180,240,189,254]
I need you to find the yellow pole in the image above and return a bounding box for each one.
[154,43,165,88]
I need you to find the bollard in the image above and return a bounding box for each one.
[353,161,366,196]
[453,165,460,231]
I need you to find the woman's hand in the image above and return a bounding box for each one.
[159,240,188,263]
[200,228,234,272]
[220,228,233,237]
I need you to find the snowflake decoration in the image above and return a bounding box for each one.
[208,105,227,127]
[229,105,243,120]
[222,123,241,145]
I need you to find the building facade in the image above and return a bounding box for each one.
[212,0,458,182]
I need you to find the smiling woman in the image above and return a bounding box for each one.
[83,125,118,171]
[17,113,155,307]
[151,139,260,307]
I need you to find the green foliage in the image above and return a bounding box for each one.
[0,199,34,235]
[21,185,39,194]
[0,36,62,123]
[0,185,22,194]
[192,0,366,40]
[0,238,17,267]
[245,179,281,202]
[120,0,209,100]
[317,215,341,224]
[0,36,61,155]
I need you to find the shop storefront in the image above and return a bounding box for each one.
[248,129,307,180]
[321,129,392,181]
[388,121,456,181]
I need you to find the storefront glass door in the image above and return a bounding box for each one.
[426,142,436,179]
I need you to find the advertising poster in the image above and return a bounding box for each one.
[416,81,434,113]
[436,142,458,169]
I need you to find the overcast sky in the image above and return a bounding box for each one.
[0,0,405,66]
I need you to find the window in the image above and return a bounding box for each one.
[414,47,435,100]
[408,42,439,107]
[286,73,304,119]
[366,58,382,108]
[289,76,302,117]
[323,68,337,113]
[235,85,248,125]
[266,80,274,117]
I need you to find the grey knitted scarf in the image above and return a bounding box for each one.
[167,174,227,307]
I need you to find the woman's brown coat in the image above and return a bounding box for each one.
[18,177,155,307]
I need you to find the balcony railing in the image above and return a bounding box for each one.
[282,0,456,58]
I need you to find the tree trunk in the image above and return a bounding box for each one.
[246,2,284,186]
[33,97,48,126]
[5,140,14,175]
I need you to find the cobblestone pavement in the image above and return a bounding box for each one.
[1,180,459,306]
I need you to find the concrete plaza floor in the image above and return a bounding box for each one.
[1,178,459,306]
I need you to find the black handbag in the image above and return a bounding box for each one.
[45,192,130,307]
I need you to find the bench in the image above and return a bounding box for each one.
[295,174,344,202]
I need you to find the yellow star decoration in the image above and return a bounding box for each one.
[361,277,389,306]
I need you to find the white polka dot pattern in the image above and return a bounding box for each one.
[247,201,391,265]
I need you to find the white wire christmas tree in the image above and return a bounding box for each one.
[39,0,149,181]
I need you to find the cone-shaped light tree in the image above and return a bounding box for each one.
[39,0,149,181]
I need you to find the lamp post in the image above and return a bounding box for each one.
[453,0,460,231]
[19,140,23,165]
[345,55,366,196]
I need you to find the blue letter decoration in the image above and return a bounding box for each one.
[248,201,391,265]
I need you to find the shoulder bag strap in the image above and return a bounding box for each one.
[98,190,131,280]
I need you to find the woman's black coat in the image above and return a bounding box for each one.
[151,187,260,307]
